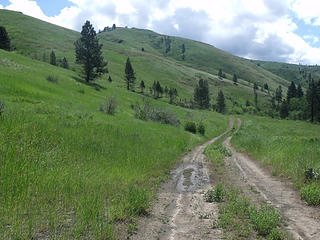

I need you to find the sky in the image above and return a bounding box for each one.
[1,0,320,65]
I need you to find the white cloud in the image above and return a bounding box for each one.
[290,0,320,25]
[3,0,320,64]
[5,0,49,21]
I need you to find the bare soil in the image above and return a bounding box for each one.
[130,119,234,240]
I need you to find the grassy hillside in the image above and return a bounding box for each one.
[0,48,229,239]
[0,9,291,112]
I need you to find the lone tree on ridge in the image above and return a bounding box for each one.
[75,20,108,82]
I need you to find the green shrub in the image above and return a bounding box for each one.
[300,182,320,206]
[100,96,117,115]
[197,122,205,135]
[267,227,287,240]
[46,75,58,83]
[133,100,179,126]
[184,121,197,134]
[249,204,281,236]
[205,183,225,203]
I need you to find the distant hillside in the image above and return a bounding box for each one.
[0,9,292,110]
[253,60,320,87]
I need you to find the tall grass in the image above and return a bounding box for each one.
[232,115,320,187]
[0,50,228,238]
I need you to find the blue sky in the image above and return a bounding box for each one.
[1,0,74,16]
[1,0,320,64]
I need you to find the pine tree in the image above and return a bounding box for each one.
[164,86,168,97]
[233,74,238,85]
[280,100,289,119]
[108,76,112,82]
[275,85,283,104]
[287,81,297,102]
[140,80,145,93]
[124,57,136,90]
[181,43,186,60]
[169,88,178,104]
[75,20,108,82]
[216,90,226,113]
[194,79,210,109]
[297,84,304,98]
[61,57,69,69]
[307,80,317,122]
[50,50,56,66]
[0,26,11,51]
[254,89,258,108]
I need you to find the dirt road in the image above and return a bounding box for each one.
[131,118,320,240]
[131,119,234,240]
[223,118,320,240]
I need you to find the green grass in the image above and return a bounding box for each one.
[0,49,228,238]
[231,115,320,188]
[215,184,286,240]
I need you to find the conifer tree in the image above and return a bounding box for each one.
[108,76,112,82]
[181,43,186,60]
[140,80,145,93]
[124,57,136,90]
[297,84,304,98]
[194,79,210,109]
[233,74,238,85]
[287,81,297,102]
[50,50,57,66]
[61,57,69,69]
[169,88,178,104]
[75,20,108,82]
[280,99,289,119]
[216,90,226,113]
[0,26,10,51]
[275,85,283,104]
[307,80,317,122]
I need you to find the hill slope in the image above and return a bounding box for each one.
[0,9,291,111]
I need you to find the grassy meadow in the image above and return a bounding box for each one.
[231,115,320,188]
[0,49,228,239]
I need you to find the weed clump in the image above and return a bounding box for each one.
[100,96,117,115]
[248,204,281,236]
[267,227,287,240]
[184,121,197,134]
[46,75,58,83]
[300,182,320,206]
[127,186,150,216]
[0,99,5,117]
[205,183,225,203]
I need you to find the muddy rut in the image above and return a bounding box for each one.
[131,119,234,240]
[223,118,320,240]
